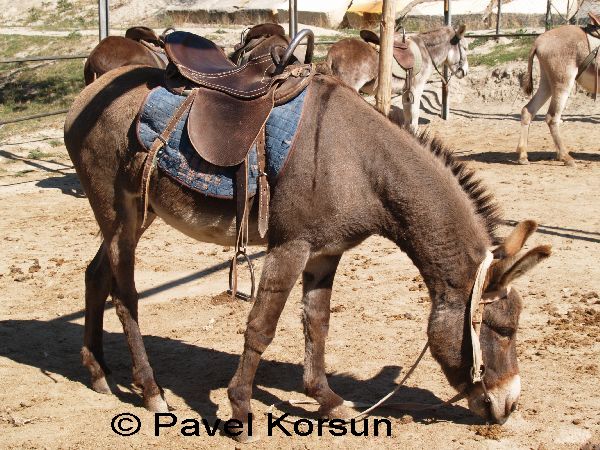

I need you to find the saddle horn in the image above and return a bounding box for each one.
[274,28,314,75]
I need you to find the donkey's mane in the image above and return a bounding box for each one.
[418,26,453,48]
[416,131,502,240]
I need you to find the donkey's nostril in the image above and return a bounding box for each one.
[510,401,518,412]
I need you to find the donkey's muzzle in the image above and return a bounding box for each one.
[467,374,521,424]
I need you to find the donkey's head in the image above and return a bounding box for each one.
[445,24,469,78]
[428,220,550,424]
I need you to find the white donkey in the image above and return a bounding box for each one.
[516,14,600,166]
[325,25,469,130]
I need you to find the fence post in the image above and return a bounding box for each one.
[545,0,552,30]
[375,0,396,117]
[496,0,502,39]
[442,0,451,120]
[98,0,109,42]
[289,0,298,38]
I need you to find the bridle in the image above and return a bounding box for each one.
[267,251,514,422]
[428,29,466,86]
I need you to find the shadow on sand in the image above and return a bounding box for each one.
[0,314,482,425]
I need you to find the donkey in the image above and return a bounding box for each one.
[325,25,469,130]
[64,66,549,440]
[83,27,171,85]
[516,20,600,166]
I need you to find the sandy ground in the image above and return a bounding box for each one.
[1,48,599,449]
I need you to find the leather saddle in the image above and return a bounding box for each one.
[232,23,289,65]
[393,39,415,71]
[141,29,316,298]
[585,12,600,39]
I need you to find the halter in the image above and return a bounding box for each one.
[267,251,514,422]
[428,29,466,87]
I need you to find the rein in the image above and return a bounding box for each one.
[267,251,511,423]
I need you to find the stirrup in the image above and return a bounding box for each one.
[228,249,256,301]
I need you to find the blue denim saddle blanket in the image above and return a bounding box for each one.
[137,87,307,198]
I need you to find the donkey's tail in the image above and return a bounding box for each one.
[521,45,537,96]
[83,58,97,86]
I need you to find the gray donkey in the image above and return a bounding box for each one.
[325,25,469,131]
[517,16,600,166]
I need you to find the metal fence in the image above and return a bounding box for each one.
[0,0,594,127]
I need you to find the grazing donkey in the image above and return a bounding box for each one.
[517,17,600,166]
[325,25,469,130]
[64,66,549,440]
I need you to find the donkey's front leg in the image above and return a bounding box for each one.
[403,79,425,133]
[228,241,310,442]
[301,254,352,418]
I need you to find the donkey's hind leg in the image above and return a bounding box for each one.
[516,71,551,164]
[104,212,167,412]
[81,243,112,393]
[301,253,353,418]
[546,72,577,166]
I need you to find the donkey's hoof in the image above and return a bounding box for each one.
[231,428,261,443]
[144,394,169,413]
[91,376,111,394]
[517,158,530,165]
[563,158,576,167]
[318,402,355,420]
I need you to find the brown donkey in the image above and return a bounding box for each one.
[517,20,600,166]
[83,27,171,85]
[64,67,549,439]
[326,25,469,130]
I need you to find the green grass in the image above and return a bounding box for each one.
[27,149,61,160]
[469,36,535,67]
[0,34,94,60]
[0,59,85,122]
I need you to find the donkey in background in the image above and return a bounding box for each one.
[325,25,469,130]
[516,16,600,166]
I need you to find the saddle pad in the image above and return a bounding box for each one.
[137,86,307,199]
[392,39,422,80]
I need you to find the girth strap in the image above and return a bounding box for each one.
[229,126,268,300]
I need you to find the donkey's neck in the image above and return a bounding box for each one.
[370,127,491,388]
[373,130,491,305]
[419,28,454,68]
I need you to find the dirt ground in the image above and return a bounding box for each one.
[1,46,599,449]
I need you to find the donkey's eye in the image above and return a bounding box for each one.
[495,326,515,338]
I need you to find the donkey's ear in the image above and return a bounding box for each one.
[493,220,538,259]
[360,29,380,45]
[498,245,552,287]
[486,245,551,290]
[456,24,467,38]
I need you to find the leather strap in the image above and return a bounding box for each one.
[140,89,198,228]
[231,155,251,298]
[256,126,269,238]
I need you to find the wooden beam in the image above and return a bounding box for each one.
[496,0,502,38]
[375,0,396,117]
[441,0,451,120]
